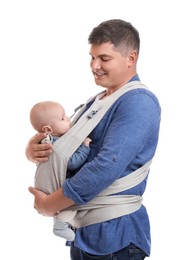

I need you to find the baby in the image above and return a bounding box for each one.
[29,101,91,243]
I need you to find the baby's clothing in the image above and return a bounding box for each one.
[53,218,75,241]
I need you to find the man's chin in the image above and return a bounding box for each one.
[95,78,104,87]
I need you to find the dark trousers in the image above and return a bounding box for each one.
[70,242,147,260]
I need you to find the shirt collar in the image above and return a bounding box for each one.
[128,74,140,82]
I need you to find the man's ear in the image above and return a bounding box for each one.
[128,51,138,67]
[42,125,53,133]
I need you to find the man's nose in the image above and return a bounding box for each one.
[91,59,101,70]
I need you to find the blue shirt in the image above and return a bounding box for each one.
[63,75,161,256]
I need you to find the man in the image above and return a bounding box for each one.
[26,19,161,259]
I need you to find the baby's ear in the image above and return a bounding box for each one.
[42,125,53,134]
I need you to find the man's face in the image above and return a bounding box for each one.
[89,42,134,93]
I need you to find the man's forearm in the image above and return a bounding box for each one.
[46,188,75,214]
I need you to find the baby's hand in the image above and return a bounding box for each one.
[83,137,92,147]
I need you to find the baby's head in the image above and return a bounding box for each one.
[30,101,71,137]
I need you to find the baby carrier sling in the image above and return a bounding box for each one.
[34,80,152,228]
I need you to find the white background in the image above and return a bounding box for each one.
[0,1,185,259]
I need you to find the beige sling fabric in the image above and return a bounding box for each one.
[35,81,150,227]
[58,160,152,228]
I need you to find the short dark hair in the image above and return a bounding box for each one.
[88,19,140,55]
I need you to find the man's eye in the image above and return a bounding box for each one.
[102,57,110,61]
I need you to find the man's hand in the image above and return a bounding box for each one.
[28,186,75,217]
[25,133,53,163]
[28,186,56,216]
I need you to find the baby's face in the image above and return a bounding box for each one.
[51,105,71,136]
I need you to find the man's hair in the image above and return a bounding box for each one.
[88,19,140,55]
